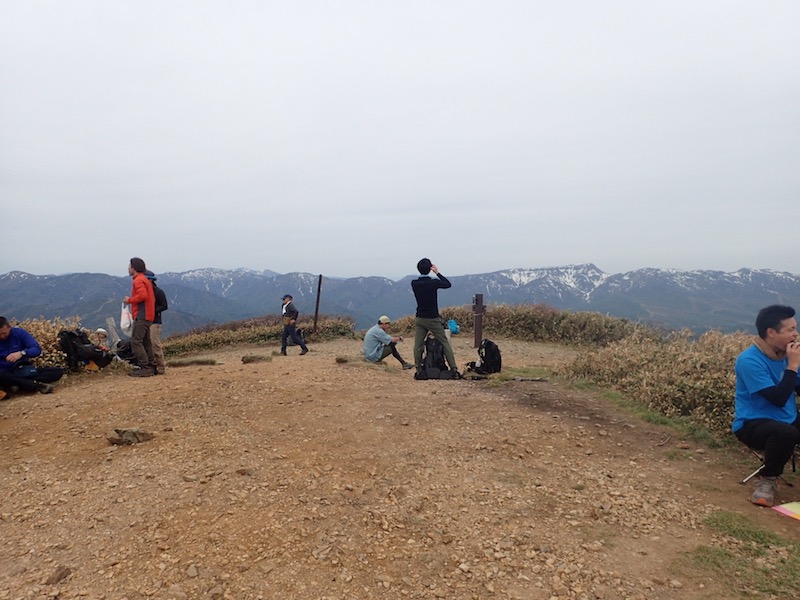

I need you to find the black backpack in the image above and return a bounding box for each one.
[113,339,136,364]
[58,329,114,372]
[415,336,460,380]
[466,339,502,375]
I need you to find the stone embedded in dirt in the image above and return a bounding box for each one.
[106,428,155,445]
[45,565,71,584]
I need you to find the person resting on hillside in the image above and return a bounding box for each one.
[0,316,63,399]
[363,315,414,370]
[733,304,800,507]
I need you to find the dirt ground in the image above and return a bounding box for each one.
[2,336,800,600]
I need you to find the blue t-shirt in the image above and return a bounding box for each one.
[732,344,797,432]
[363,325,393,362]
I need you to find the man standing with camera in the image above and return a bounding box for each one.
[411,258,458,376]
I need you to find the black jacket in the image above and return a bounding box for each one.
[411,274,451,319]
[153,283,168,325]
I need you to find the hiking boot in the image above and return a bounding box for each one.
[84,360,100,372]
[299,348,308,355]
[129,367,154,377]
[402,362,414,370]
[751,476,778,507]
[280,350,287,356]
[0,390,7,401]
[36,382,54,394]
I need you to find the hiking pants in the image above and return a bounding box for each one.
[281,323,308,353]
[131,319,155,369]
[413,317,456,371]
[378,342,408,365]
[150,323,166,373]
[735,417,800,477]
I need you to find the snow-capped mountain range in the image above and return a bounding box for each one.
[2,264,797,336]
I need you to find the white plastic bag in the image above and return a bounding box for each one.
[120,302,134,336]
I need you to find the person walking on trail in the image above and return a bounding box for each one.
[363,315,414,370]
[123,257,156,377]
[411,258,457,375]
[733,304,800,507]
[280,294,309,356]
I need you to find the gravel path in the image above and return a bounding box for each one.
[1,337,798,599]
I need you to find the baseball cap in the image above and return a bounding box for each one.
[378,315,391,324]
[95,328,107,335]
[281,294,292,300]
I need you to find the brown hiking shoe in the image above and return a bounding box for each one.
[129,367,155,377]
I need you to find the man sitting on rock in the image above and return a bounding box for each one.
[363,315,414,370]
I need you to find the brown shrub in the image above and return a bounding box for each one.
[558,329,752,438]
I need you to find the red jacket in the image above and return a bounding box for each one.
[129,272,156,321]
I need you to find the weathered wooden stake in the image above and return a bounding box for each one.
[313,275,323,333]
[473,293,484,348]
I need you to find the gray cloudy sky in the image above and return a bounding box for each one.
[2,1,798,280]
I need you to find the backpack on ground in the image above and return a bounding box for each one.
[466,338,502,375]
[415,335,460,380]
[113,339,136,364]
[58,329,114,372]
[447,319,460,334]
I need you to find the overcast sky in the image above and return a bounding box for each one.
[1,1,798,280]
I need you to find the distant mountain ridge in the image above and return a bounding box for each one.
[1,264,798,337]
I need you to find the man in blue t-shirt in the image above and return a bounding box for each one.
[363,315,413,370]
[733,304,800,507]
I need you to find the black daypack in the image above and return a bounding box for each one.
[58,329,114,372]
[415,335,460,380]
[466,339,502,375]
[114,339,136,364]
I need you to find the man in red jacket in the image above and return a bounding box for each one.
[123,257,156,377]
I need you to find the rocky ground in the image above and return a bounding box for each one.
[1,336,799,600]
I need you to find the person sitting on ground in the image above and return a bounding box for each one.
[93,328,110,351]
[0,316,62,399]
[363,315,414,370]
[733,304,800,507]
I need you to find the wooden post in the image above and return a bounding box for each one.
[313,275,323,333]
[473,294,484,348]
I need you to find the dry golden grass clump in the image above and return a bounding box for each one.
[558,329,753,438]
[9,317,80,369]
[389,303,648,346]
[241,354,272,364]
